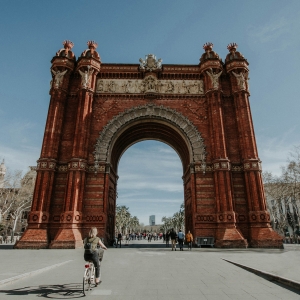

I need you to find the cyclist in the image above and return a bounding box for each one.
[84,227,107,285]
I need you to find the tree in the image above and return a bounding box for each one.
[115,205,140,235]
[263,146,300,239]
[160,216,172,233]
[0,167,36,241]
[161,203,185,233]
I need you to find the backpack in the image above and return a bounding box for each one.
[84,237,97,254]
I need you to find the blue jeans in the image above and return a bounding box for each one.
[178,238,184,249]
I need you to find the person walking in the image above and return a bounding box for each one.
[117,232,122,248]
[170,228,177,251]
[165,231,170,247]
[186,230,193,251]
[125,233,129,246]
[177,229,185,251]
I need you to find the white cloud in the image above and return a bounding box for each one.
[257,127,299,176]
[248,17,289,44]
[247,10,300,52]
[0,144,39,175]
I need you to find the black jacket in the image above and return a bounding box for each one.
[170,231,177,240]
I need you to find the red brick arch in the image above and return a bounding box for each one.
[15,42,283,249]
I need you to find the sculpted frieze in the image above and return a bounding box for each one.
[96,78,205,95]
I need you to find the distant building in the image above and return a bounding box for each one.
[149,215,155,226]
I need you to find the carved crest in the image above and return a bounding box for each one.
[144,75,157,93]
[139,54,162,71]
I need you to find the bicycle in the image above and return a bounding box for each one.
[83,260,101,295]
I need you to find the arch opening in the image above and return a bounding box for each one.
[110,119,190,174]
[116,140,185,240]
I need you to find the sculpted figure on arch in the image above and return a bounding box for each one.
[165,81,174,93]
[51,69,67,89]
[96,79,104,92]
[206,68,222,89]
[197,80,204,94]
[232,71,247,90]
[78,66,94,89]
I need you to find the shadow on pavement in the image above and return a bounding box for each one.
[0,283,84,299]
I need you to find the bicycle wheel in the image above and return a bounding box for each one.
[83,268,91,296]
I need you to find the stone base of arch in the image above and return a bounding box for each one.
[215,227,248,248]
[49,226,83,249]
[249,226,284,248]
[14,228,49,249]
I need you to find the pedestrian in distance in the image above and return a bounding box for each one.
[177,229,185,251]
[166,231,170,247]
[117,232,122,248]
[170,228,178,251]
[186,230,193,251]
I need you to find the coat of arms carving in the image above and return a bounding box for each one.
[139,54,162,71]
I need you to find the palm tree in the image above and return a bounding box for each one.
[115,205,131,234]
[161,203,185,233]
[161,216,172,233]
[115,205,140,234]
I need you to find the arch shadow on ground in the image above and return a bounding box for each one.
[0,283,84,299]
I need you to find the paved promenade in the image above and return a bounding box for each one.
[0,240,299,299]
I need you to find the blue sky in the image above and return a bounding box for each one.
[0,1,299,224]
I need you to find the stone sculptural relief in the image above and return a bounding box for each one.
[206,68,222,89]
[139,54,162,71]
[96,77,205,95]
[232,71,247,90]
[51,69,67,89]
[78,66,94,89]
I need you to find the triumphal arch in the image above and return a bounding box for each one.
[16,41,282,249]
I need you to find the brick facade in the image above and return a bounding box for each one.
[15,41,283,249]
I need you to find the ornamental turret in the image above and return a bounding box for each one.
[50,40,76,92]
[199,43,223,93]
[77,41,101,91]
[225,43,249,93]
